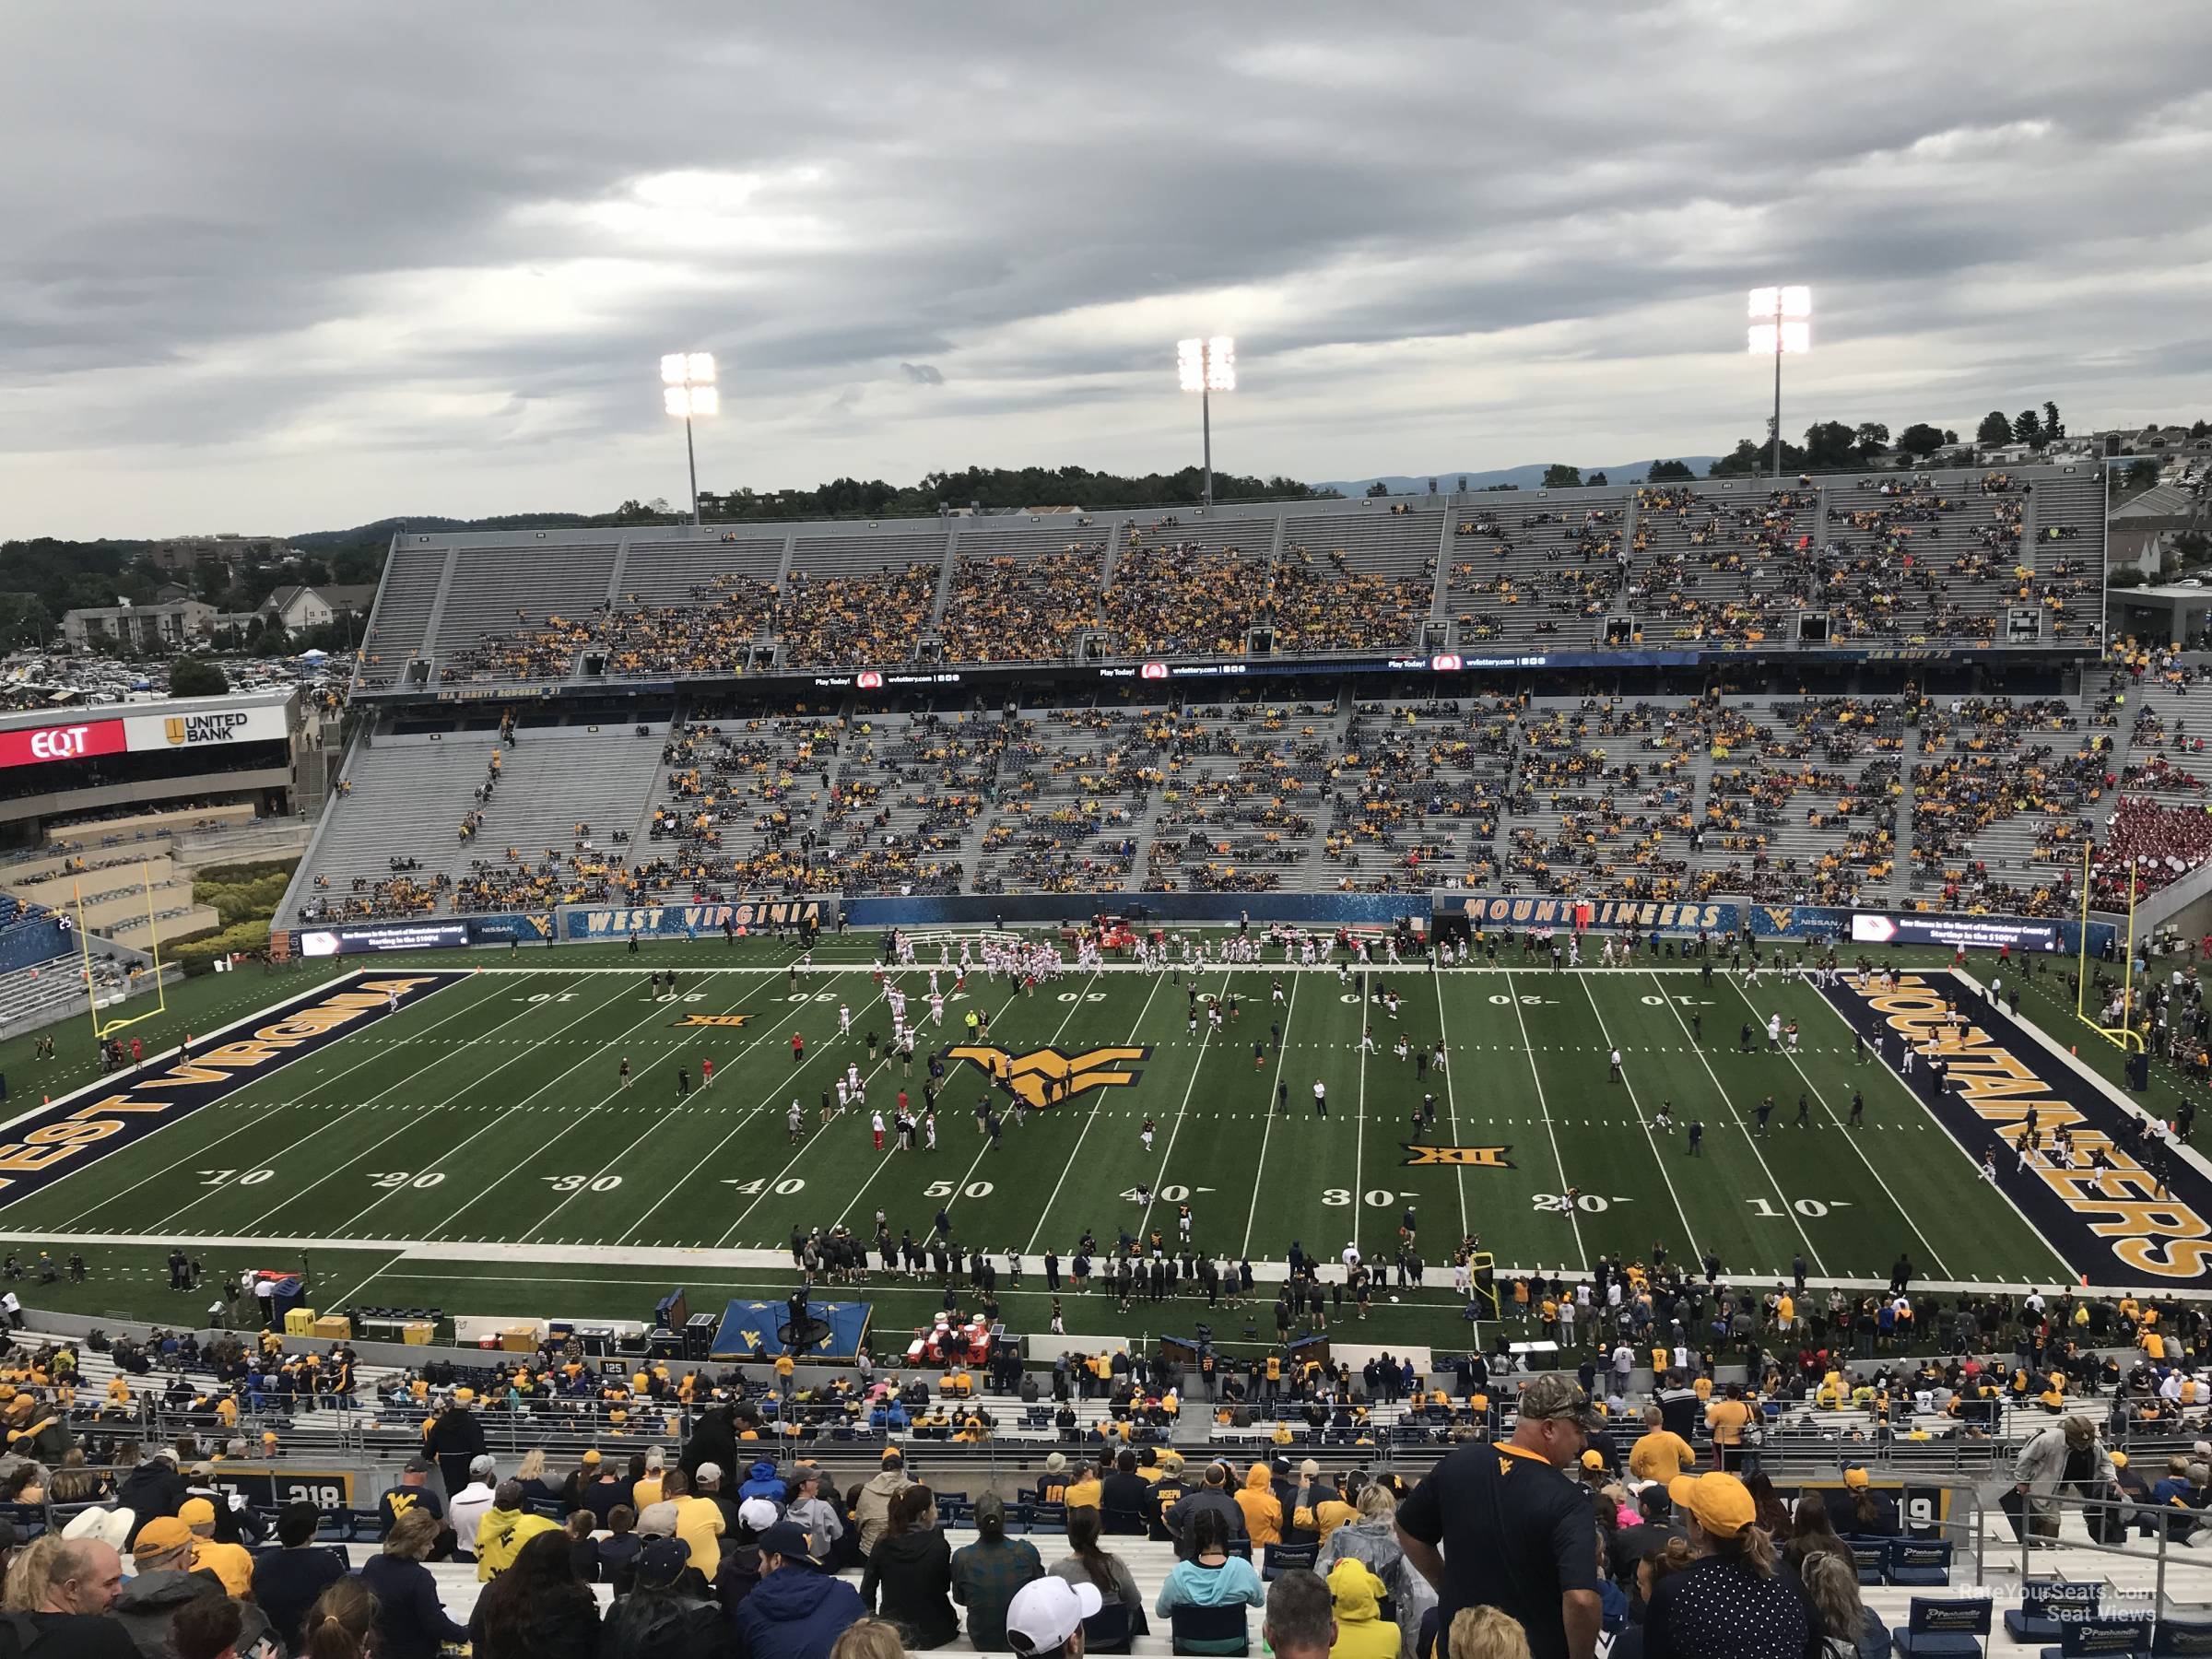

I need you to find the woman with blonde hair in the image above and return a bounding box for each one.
[830,1618,911,1659]
[1448,1606,1532,1659]
[1644,1473,1809,1659]
[1800,1550,1888,1659]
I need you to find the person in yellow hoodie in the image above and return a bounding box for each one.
[1237,1463,1283,1546]
[179,1498,254,1597]
[475,1478,560,1582]
[1324,1557,1401,1659]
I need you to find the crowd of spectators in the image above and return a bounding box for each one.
[1102,534,1265,657]
[775,564,943,669]
[938,548,1105,665]
[1266,548,1431,653]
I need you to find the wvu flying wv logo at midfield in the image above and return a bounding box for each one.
[1401,1144,1515,1169]
[946,1045,1152,1110]
[673,1014,753,1029]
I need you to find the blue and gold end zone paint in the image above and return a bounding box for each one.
[1823,970,2212,1288]
[0,971,468,1209]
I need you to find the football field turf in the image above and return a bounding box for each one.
[0,933,2177,1341]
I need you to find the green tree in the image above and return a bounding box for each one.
[1540,465,1583,489]
[1853,423,1890,460]
[2042,401,2064,441]
[1585,472,1608,486]
[170,658,229,698]
[1976,410,2014,446]
[2015,409,2042,448]
[1646,460,1695,481]
[1895,423,1947,460]
[2125,459,2160,492]
[2193,419,2208,440]
[1802,421,1858,469]
[1365,480,1391,498]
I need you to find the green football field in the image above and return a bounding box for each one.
[0,929,2147,1347]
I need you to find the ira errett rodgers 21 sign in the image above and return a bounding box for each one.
[0,971,465,1206]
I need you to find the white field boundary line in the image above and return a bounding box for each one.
[1712,971,1951,1279]
[1239,972,1304,1260]
[1808,971,2077,1288]
[1987,969,2212,1192]
[492,969,804,1244]
[44,970,537,1233]
[615,982,893,1248]
[1566,971,1705,1269]
[1027,971,1172,1256]
[217,973,659,1240]
[1135,971,1233,1243]
[1504,967,1588,1269]
[0,1229,2079,1295]
[895,971,1104,1237]
[712,982,1024,1248]
[1653,972,1827,1275]
[1430,971,1469,1244]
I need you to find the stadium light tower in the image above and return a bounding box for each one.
[1177,335,1235,512]
[1747,288,1810,479]
[661,352,719,527]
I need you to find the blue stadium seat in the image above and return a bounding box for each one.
[2038,1618,2151,1659]
[2153,1623,2212,1656]
[2008,1583,2100,1643]
[1888,1538,1953,1586]
[1892,1596,1991,1658]
[1171,1603,1249,1656]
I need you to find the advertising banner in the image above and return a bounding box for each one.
[563,898,832,940]
[297,922,471,957]
[1440,892,1738,935]
[0,720,128,771]
[122,705,288,752]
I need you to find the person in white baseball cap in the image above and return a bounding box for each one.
[1006,1573,1102,1658]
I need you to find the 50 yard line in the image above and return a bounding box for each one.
[1027,969,1171,1255]
[1430,969,1470,1243]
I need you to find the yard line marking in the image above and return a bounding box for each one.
[516,971,799,1241]
[1354,970,1370,1258]
[1566,971,1703,1265]
[1649,971,1824,1275]
[1240,973,1303,1260]
[219,974,653,1238]
[77,970,549,1235]
[905,971,1102,1236]
[616,982,893,1246]
[1135,970,1230,1243]
[1430,970,1470,1243]
[715,982,1021,1247]
[1028,970,1171,1256]
[1505,968,1588,1268]
[1712,972,1950,1279]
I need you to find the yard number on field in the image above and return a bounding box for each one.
[1747,1197,1841,1218]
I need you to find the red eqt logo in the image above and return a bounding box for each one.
[1430,653,1463,673]
[1139,662,1169,681]
[855,671,884,689]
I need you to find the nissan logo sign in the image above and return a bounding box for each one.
[1139,662,1170,680]
[1430,653,1464,673]
[855,671,884,689]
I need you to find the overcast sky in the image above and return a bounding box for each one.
[4,1,2207,540]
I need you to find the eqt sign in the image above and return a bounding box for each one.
[0,720,127,770]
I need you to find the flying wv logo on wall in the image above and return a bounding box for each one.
[945,1045,1152,1110]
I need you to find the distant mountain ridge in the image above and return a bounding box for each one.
[1319,459,1723,495]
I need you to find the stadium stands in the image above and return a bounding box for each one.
[354,465,2104,684]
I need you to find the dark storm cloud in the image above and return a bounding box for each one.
[0,0,2206,535]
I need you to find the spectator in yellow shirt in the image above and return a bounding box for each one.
[1705,1386,1755,1471]
[1064,1464,1103,1511]
[1628,1407,1697,1484]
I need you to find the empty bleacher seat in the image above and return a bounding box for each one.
[1892,1595,1991,1658]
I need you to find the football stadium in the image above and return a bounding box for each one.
[1,460,2211,1649]
[10,10,2212,1650]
